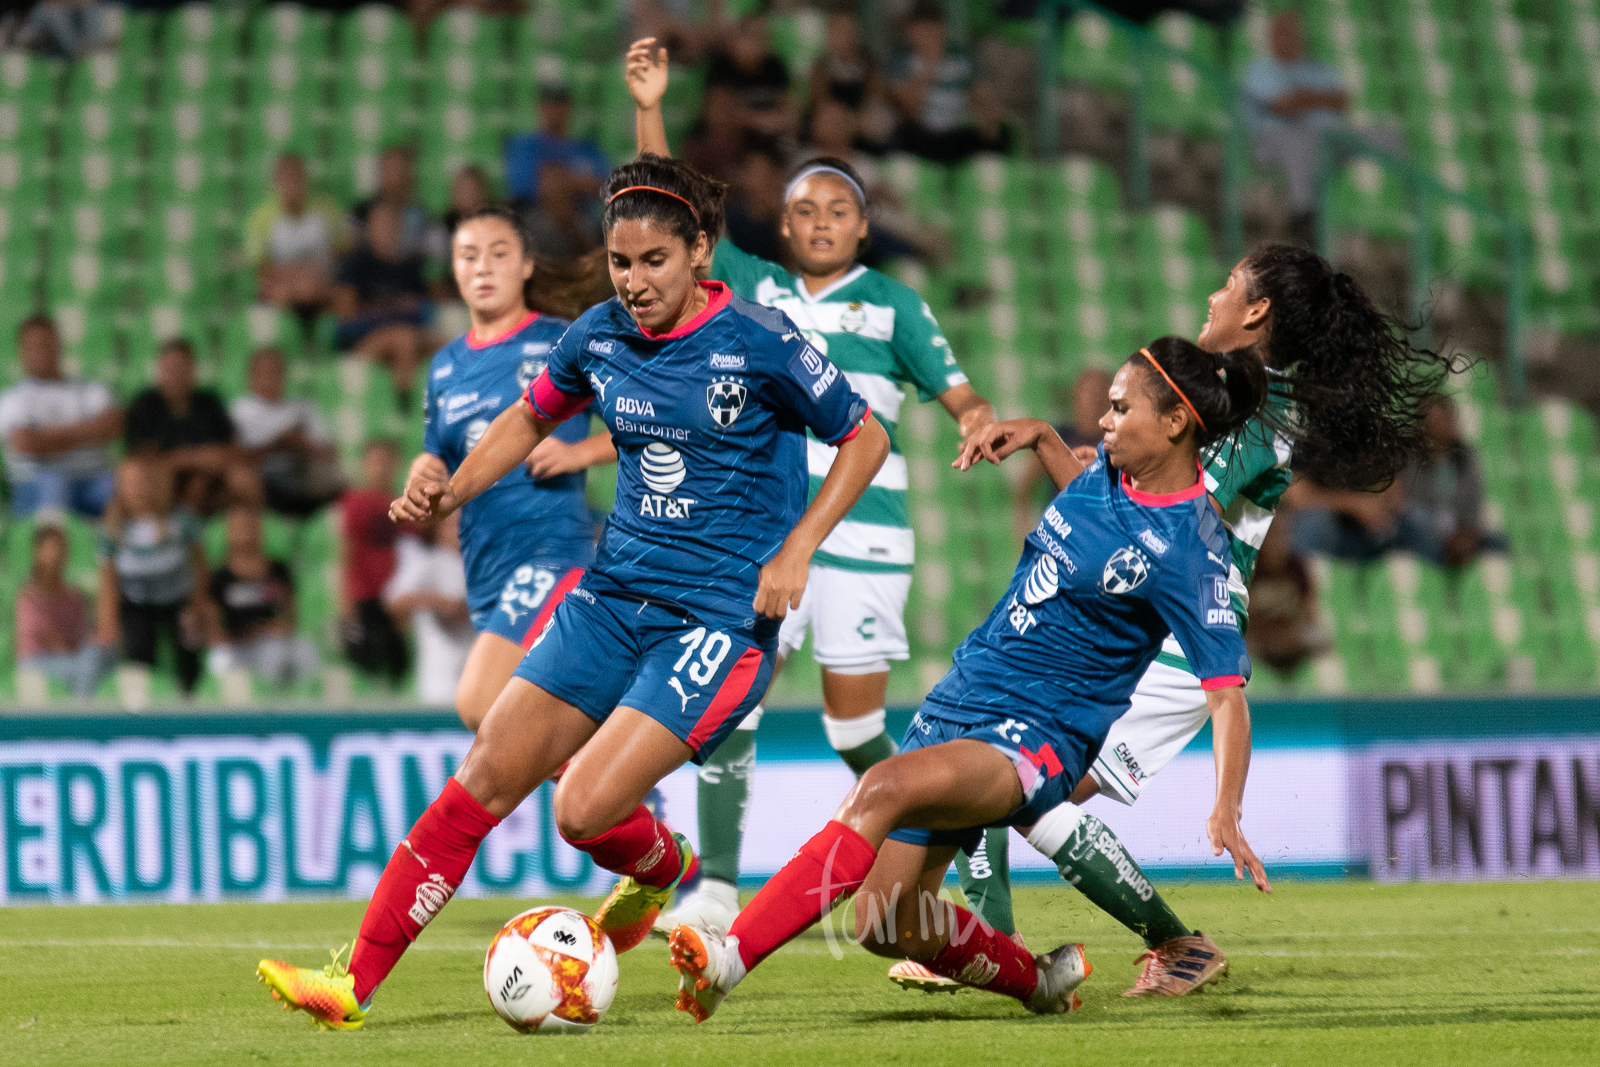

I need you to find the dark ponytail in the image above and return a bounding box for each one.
[1243,243,1458,490]
[1130,336,1268,449]
[451,207,612,321]
[600,153,726,247]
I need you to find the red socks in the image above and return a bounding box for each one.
[349,778,500,1002]
[925,903,1039,1002]
[729,820,877,971]
[564,804,689,888]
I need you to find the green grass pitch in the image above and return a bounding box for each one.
[2,880,1597,1066]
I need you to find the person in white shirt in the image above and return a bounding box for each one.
[0,315,122,518]
[382,512,474,705]
[230,347,343,517]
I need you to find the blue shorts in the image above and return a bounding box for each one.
[885,699,1090,855]
[513,588,776,764]
[471,562,588,648]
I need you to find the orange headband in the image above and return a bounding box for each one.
[1140,347,1207,432]
[607,185,701,226]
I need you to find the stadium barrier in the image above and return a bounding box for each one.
[2,696,1597,905]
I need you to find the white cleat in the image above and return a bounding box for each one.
[653,878,741,939]
[668,923,746,1023]
[1026,943,1092,1014]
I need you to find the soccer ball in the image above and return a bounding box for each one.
[483,906,619,1034]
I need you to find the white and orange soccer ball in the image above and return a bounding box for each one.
[483,906,619,1033]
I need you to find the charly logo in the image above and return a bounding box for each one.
[641,442,686,494]
[1022,555,1059,605]
[1101,545,1151,595]
[706,377,748,428]
[464,418,489,452]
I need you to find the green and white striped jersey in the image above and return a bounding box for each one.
[712,241,969,573]
[1157,384,1294,676]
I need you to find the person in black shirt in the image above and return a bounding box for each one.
[704,13,794,140]
[333,201,433,410]
[724,140,789,266]
[206,505,321,693]
[124,338,262,514]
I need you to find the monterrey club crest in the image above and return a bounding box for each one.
[706,376,748,428]
[1101,545,1151,595]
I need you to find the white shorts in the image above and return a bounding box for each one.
[1088,639,1210,805]
[777,564,912,672]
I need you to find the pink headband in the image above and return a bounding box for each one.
[1140,347,1207,432]
[607,185,700,226]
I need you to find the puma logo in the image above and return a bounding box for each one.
[668,676,699,715]
[588,372,614,402]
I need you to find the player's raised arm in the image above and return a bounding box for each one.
[753,414,890,619]
[626,37,673,157]
[1204,683,1271,893]
[954,417,1085,491]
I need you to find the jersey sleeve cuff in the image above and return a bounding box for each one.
[525,369,592,422]
[1200,675,1246,691]
[823,404,872,446]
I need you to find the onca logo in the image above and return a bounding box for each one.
[1101,546,1150,595]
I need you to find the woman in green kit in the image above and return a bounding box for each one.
[620,38,998,935]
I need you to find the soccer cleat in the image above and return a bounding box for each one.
[594,831,698,954]
[888,930,1027,993]
[887,959,961,993]
[1025,943,1092,1015]
[256,945,368,1031]
[1124,931,1228,997]
[667,923,745,1023]
[653,877,741,939]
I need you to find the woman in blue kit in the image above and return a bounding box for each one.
[662,337,1272,1022]
[405,207,613,729]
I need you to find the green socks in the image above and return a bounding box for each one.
[694,721,758,886]
[823,708,897,777]
[1025,805,1191,948]
[955,827,1017,936]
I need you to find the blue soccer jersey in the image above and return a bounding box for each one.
[925,446,1251,766]
[423,311,595,617]
[525,281,871,642]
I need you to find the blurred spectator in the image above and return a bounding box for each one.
[206,505,321,693]
[527,161,602,260]
[16,0,106,60]
[125,338,262,515]
[244,152,352,327]
[0,314,121,519]
[230,348,343,518]
[351,144,431,261]
[725,141,788,265]
[1289,396,1505,569]
[1244,514,1328,678]
[16,525,114,699]
[504,81,609,210]
[97,457,209,697]
[890,1,1011,164]
[808,9,893,144]
[384,512,473,705]
[333,202,432,410]
[1011,367,1110,541]
[625,0,714,61]
[428,164,496,262]
[339,439,410,687]
[705,13,795,140]
[684,85,748,184]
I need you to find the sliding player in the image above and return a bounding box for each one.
[667,337,1270,1021]
[256,154,889,1030]
[409,207,611,730]
[624,38,997,935]
[899,245,1456,996]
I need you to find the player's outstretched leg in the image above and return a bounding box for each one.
[656,711,758,937]
[1027,803,1226,995]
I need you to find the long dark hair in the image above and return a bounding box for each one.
[601,153,727,247]
[450,207,611,321]
[1244,244,1456,490]
[1133,336,1268,449]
